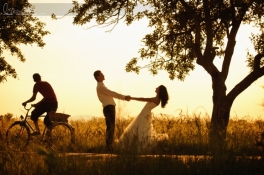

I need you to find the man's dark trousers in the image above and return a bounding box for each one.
[103,105,115,151]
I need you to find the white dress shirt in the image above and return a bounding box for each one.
[96,82,125,107]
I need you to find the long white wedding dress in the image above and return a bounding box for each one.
[116,102,168,152]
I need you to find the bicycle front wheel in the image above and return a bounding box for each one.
[6,121,30,151]
[49,122,74,152]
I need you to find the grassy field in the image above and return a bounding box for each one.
[1,111,264,174]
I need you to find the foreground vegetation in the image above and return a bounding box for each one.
[1,111,264,174]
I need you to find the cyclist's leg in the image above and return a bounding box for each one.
[31,103,46,134]
[43,102,58,146]
[43,102,58,129]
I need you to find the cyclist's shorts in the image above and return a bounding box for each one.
[31,101,58,122]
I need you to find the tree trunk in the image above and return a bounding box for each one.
[208,54,264,151]
[198,48,264,151]
[209,73,233,151]
[209,97,233,151]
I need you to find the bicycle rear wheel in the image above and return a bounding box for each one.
[6,121,30,151]
[49,122,74,152]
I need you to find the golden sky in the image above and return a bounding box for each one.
[1,0,264,120]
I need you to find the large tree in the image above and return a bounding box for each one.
[0,0,50,82]
[66,0,264,146]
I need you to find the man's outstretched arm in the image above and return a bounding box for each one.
[98,84,128,100]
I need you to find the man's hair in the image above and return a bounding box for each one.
[93,70,101,82]
[33,73,41,82]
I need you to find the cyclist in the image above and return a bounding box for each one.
[22,73,58,136]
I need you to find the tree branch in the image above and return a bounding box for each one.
[203,0,213,57]
[254,53,264,70]
[178,1,205,63]
[227,54,264,102]
[221,5,248,81]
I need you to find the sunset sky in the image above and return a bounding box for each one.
[1,0,264,120]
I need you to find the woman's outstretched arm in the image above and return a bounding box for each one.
[131,97,159,105]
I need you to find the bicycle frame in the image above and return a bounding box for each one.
[6,104,75,152]
[20,106,49,140]
[20,106,34,130]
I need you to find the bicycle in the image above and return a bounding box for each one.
[6,105,75,152]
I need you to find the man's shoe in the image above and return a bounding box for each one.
[30,132,40,136]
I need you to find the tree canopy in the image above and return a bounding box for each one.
[0,0,50,83]
[66,0,264,80]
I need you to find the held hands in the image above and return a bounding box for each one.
[125,96,131,101]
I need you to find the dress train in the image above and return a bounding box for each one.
[116,102,168,152]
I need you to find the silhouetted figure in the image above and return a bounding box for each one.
[116,85,169,152]
[93,70,130,152]
[22,73,58,135]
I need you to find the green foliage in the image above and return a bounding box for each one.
[247,32,264,71]
[67,0,264,80]
[0,0,50,83]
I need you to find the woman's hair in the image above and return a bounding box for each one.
[158,85,169,108]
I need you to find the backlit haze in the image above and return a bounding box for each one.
[1,0,264,120]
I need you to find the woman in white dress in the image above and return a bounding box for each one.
[116,85,169,152]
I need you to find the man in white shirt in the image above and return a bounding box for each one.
[94,70,131,152]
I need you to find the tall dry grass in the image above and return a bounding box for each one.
[0,107,263,155]
[1,107,264,174]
